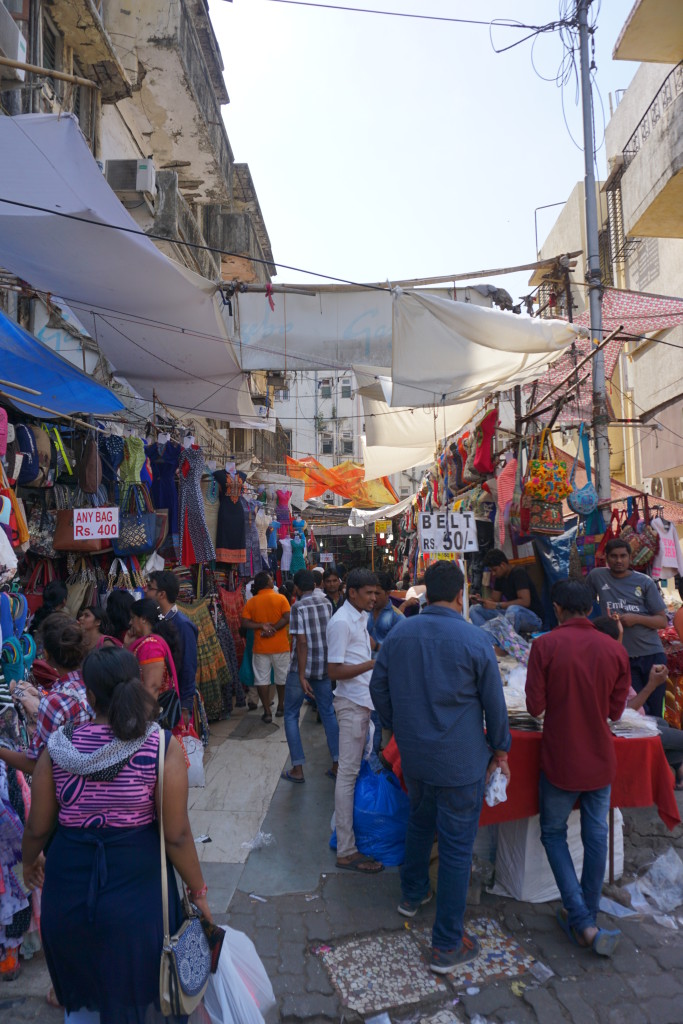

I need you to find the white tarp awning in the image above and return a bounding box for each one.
[0,114,261,424]
[361,437,434,479]
[390,289,580,407]
[363,394,480,450]
[348,494,415,527]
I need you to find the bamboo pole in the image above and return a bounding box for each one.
[0,55,99,89]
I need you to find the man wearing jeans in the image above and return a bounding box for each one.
[526,579,630,958]
[327,568,381,873]
[371,561,511,973]
[281,569,339,783]
[470,549,544,635]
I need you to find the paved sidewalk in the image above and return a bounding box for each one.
[6,707,683,1023]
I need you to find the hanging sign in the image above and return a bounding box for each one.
[375,519,390,534]
[73,507,119,540]
[418,511,478,554]
[319,552,334,564]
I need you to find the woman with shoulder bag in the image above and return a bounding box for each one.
[21,647,211,1024]
[127,598,184,735]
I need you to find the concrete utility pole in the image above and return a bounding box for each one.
[577,0,612,502]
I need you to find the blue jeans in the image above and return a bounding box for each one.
[630,653,667,717]
[401,775,485,951]
[539,772,610,934]
[283,670,339,767]
[470,604,543,634]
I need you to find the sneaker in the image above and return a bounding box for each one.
[429,935,481,974]
[397,891,433,918]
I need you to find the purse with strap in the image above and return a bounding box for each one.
[113,485,157,558]
[158,733,211,1016]
[620,497,660,568]
[525,428,572,504]
[567,424,599,517]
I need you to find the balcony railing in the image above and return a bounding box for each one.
[623,62,683,169]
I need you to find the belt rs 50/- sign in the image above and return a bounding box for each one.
[418,511,478,554]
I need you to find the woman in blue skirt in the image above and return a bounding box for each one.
[21,647,211,1023]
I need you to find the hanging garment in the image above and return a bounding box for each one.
[280,536,292,572]
[651,519,683,580]
[215,471,246,563]
[119,436,145,487]
[255,508,269,555]
[201,473,220,550]
[178,447,216,566]
[276,489,292,538]
[240,498,261,578]
[290,533,306,574]
[267,519,280,550]
[147,440,181,558]
[177,598,231,721]
[211,598,245,716]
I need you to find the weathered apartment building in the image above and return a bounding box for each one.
[533,0,683,501]
[0,0,287,465]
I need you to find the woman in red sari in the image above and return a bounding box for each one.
[126,598,183,735]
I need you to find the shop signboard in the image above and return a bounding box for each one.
[73,507,119,540]
[319,552,334,564]
[418,511,478,554]
[374,519,390,534]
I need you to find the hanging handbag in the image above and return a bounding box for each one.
[527,496,565,536]
[620,497,660,568]
[64,558,96,618]
[24,559,55,615]
[525,428,573,504]
[53,509,105,553]
[79,434,102,494]
[567,424,599,517]
[509,441,533,545]
[594,509,624,568]
[113,486,157,558]
[106,557,135,596]
[158,734,211,1016]
[27,502,57,559]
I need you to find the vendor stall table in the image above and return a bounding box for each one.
[384,729,681,883]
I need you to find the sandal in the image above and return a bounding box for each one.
[325,768,337,780]
[247,701,258,711]
[261,712,273,724]
[556,908,585,947]
[337,853,384,874]
[275,708,284,718]
[281,770,305,784]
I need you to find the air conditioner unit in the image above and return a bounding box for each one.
[0,1,27,81]
[105,159,156,195]
[643,477,664,498]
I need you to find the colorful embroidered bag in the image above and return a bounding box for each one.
[525,428,572,504]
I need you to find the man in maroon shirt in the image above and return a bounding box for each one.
[526,579,630,957]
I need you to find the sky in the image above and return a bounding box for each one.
[210,0,639,305]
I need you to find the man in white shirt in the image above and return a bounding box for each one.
[327,568,381,873]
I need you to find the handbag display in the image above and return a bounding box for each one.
[27,503,57,559]
[525,428,573,504]
[113,486,157,558]
[567,424,599,517]
[24,559,55,615]
[509,441,533,545]
[64,558,97,618]
[620,497,660,568]
[527,496,565,536]
[53,509,105,553]
[594,509,624,568]
[79,435,102,494]
[158,734,211,1016]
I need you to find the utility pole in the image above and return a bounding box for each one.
[577,0,612,502]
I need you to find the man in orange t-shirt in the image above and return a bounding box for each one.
[242,571,291,723]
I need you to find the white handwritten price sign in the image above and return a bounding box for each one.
[73,508,119,540]
[418,511,478,554]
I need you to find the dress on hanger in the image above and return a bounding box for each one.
[119,436,145,488]
[280,536,292,574]
[147,440,182,559]
[256,508,269,555]
[215,471,246,563]
[276,489,292,539]
[178,447,216,565]
[651,518,683,579]
[240,497,262,577]
[290,533,306,574]
[267,519,280,550]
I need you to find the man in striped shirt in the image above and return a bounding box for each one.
[281,570,339,783]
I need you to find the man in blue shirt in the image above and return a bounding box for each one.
[367,572,402,654]
[370,560,511,975]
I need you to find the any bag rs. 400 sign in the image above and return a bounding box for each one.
[73,508,119,540]
[418,511,478,554]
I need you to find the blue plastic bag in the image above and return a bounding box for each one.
[329,760,410,866]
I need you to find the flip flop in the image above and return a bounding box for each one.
[261,713,273,724]
[556,908,582,947]
[592,928,621,957]
[275,709,284,718]
[336,853,384,874]
[325,768,337,780]
[281,770,305,784]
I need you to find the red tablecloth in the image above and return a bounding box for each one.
[383,729,681,831]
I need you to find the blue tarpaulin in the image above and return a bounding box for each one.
[0,309,124,417]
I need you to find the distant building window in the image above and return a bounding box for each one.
[341,378,352,399]
[276,388,290,401]
[341,434,354,455]
[321,432,333,455]
[320,379,332,399]
[283,429,292,456]
[400,487,410,498]
[633,237,659,291]
[42,20,58,71]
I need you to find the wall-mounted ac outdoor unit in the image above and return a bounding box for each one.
[105,159,156,195]
[0,1,27,81]
[643,477,664,498]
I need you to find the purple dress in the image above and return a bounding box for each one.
[147,441,181,559]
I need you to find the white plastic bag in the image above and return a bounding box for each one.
[202,927,276,1024]
[183,736,206,788]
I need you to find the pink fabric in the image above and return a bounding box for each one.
[496,458,517,544]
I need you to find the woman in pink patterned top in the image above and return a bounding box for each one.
[21,647,210,1023]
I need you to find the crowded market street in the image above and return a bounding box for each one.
[5,705,683,1024]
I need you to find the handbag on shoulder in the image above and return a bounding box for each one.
[158,732,211,1015]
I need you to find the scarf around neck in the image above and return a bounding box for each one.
[48,721,159,782]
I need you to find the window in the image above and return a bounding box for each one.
[231,427,246,452]
[320,432,333,455]
[42,20,58,71]
[341,433,354,455]
[341,378,352,399]
[283,429,292,456]
[73,62,92,142]
[276,388,290,401]
[633,237,659,291]
[320,378,332,399]
[400,487,411,498]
